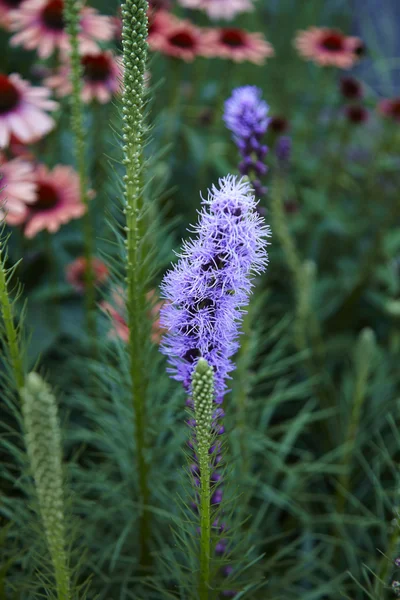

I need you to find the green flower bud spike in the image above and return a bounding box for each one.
[192,358,215,600]
[64,0,96,342]
[21,373,71,600]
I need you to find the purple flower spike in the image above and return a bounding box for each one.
[160,175,269,403]
[224,86,270,141]
[224,87,270,200]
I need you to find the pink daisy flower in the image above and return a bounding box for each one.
[378,98,400,122]
[294,27,363,69]
[101,288,165,345]
[0,0,25,30]
[204,27,274,64]
[46,50,123,104]
[0,73,57,149]
[0,153,36,225]
[177,0,254,21]
[66,256,109,292]
[22,164,86,238]
[10,0,114,59]
[147,8,178,42]
[148,18,211,62]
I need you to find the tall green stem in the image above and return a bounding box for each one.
[335,329,375,514]
[121,0,152,567]
[63,0,96,342]
[192,359,215,600]
[0,237,24,391]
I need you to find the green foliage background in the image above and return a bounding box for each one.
[1,0,400,598]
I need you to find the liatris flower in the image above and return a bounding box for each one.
[0,0,25,30]
[0,154,36,225]
[0,73,57,148]
[46,50,123,104]
[177,0,254,21]
[224,86,270,198]
[340,76,363,100]
[66,256,109,292]
[204,27,274,64]
[148,18,211,62]
[160,175,269,403]
[18,164,86,238]
[378,98,400,121]
[294,27,363,69]
[10,0,113,59]
[101,288,165,345]
[345,105,368,124]
[21,372,71,598]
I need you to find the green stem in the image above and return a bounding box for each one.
[0,238,24,391]
[199,448,211,600]
[121,0,152,567]
[192,359,214,600]
[63,0,96,343]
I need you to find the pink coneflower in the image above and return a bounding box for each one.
[147,7,178,41]
[0,73,57,149]
[177,0,253,21]
[66,256,109,292]
[22,164,86,238]
[204,28,274,64]
[46,50,123,104]
[148,19,210,62]
[101,288,165,345]
[0,0,25,30]
[0,153,36,225]
[378,98,400,122]
[294,27,363,69]
[10,0,113,59]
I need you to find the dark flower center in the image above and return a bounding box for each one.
[41,0,65,31]
[346,106,367,124]
[390,100,400,118]
[269,116,289,133]
[82,54,112,82]
[340,77,361,99]
[3,0,24,7]
[0,75,20,114]
[321,32,344,52]
[33,183,59,210]
[169,31,195,49]
[220,29,245,48]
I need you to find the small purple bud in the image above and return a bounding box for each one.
[211,488,223,505]
[275,136,292,164]
[215,540,227,555]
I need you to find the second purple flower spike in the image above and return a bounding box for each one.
[224,86,270,198]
